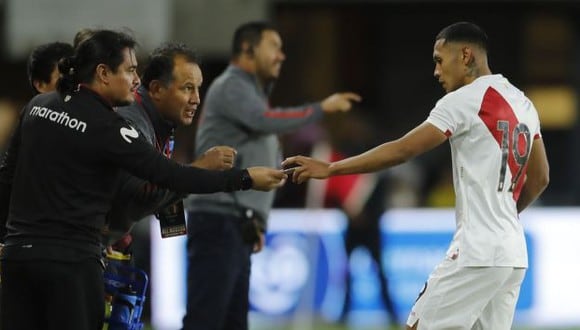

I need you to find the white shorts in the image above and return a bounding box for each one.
[406,257,526,330]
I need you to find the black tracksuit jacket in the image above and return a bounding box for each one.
[106,87,183,235]
[0,86,245,260]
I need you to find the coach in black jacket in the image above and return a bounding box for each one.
[0,30,285,330]
[106,43,235,237]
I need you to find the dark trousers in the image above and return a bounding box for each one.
[341,223,398,324]
[0,258,104,330]
[182,212,252,330]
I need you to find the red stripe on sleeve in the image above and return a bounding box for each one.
[263,107,313,119]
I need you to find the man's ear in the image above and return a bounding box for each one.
[95,64,110,84]
[242,41,254,57]
[462,46,475,66]
[33,80,48,94]
[148,80,165,100]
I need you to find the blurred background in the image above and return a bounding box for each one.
[1,0,580,329]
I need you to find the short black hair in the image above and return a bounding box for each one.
[231,21,277,59]
[436,22,488,52]
[140,42,199,90]
[58,30,137,94]
[27,42,74,94]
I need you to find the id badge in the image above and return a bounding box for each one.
[157,200,187,238]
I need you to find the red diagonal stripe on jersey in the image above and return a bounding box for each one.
[478,87,528,200]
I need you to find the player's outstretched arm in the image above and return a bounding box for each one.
[517,138,549,213]
[283,121,447,184]
[192,146,237,170]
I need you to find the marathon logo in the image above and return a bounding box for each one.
[29,106,87,133]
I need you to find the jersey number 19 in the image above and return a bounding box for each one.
[496,120,531,192]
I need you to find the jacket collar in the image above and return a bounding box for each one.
[77,84,115,111]
[135,86,175,144]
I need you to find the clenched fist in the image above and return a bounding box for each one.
[192,146,237,170]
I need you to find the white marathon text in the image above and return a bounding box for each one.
[29,106,87,133]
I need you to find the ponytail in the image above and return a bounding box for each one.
[57,56,77,94]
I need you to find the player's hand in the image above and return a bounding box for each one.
[321,92,362,113]
[281,155,331,184]
[247,167,287,191]
[253,232,266,253]
[192,146,236,170]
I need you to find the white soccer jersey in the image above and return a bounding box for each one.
[427,74,541,267]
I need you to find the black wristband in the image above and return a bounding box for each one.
[240,169,253,190]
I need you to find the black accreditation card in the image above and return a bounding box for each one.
[157,200,187,238]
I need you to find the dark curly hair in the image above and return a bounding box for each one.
[140,42,199,90]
